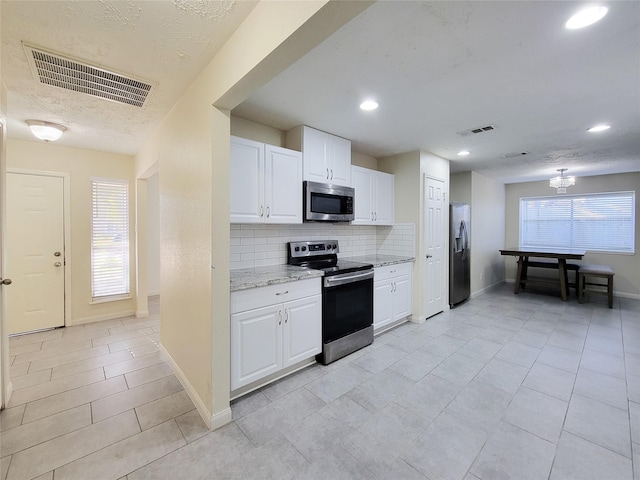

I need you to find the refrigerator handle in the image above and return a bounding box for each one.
[460,220,468,260]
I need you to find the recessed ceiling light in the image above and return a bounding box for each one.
[587,124,611,132]
[457,150,470,156]
[565,6,608,29]
[360,100,379,111]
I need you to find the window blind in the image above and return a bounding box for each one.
[91,179,130,299]
[520,191,635,253]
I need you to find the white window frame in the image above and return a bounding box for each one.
[91,177,131,302]
[519,191,635,254]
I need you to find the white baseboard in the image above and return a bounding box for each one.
[69,310,136,327]
[159,344,232,431]
[471,280,506,298]
[501,278,639,300]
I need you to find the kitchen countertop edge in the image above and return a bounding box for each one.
[351,254,415,268]
[230,265,324,292]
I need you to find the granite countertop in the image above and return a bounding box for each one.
[351,254,415,268]
[230,264,324,292]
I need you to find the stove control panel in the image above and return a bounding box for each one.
[289,240,339,258]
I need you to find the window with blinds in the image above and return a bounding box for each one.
[520,191,635,253]
[91,178,130,300]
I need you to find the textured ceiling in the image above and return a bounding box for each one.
[1,1,638,184]
[233,1,640,183]
[1,0,257,155]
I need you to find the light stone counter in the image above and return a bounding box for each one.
[230,264,324,292]
[351,254,415,268]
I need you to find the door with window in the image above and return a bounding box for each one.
[6,172,65,334]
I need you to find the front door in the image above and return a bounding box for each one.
[423,175,446,319]
[6,172,65,334]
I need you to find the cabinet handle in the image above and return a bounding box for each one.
[326,168,330,179]
[284,309,288,323]
[278,310,282,325]
[331,169,333,180]
[275,291,289,296]
[266,206,270,218]
[371,212,374,221]
[260,205,264,217]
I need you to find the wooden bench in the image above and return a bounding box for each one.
[578,264,614,308]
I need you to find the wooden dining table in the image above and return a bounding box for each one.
[500,247,586,301]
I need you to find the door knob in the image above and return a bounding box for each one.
[54,262,62,267]
[54,251,62,257]
[1,278,12,285]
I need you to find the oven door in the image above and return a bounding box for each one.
[322,270,373,343]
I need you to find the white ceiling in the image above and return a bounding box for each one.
[234,0,640,184]
[2,1,639,184]
[1,0,256,155]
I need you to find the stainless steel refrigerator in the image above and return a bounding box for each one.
[450,203,470,307]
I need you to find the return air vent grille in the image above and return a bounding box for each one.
[24,44,156,108]
[457,124,496,137]
[501,151,529,159]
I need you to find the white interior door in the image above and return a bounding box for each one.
[6,172,65,334]
[424,176,446,319]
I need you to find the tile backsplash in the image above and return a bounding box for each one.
[230,223,415,270]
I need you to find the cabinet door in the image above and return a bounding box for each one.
[392,274,412,321]
[375,171,395,225]
[231,304,282,390]
[282,295,322,367]
[302,126,329,183]
[351,166,374,225]
[328,134,352,187]
[230,137,264,223]
[374,279,393,330]
[265,145,302,224]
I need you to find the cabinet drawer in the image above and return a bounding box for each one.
[374,262,412,282]
[231,277,321,314]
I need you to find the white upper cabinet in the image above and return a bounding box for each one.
[351,166,395,225]
[230,136,302,224]
[286,125,351,187]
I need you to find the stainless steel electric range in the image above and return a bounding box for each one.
[288,240,374,364]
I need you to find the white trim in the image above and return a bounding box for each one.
[69,310,135,326]
[160,344,232,431]
[89,295,132,305]
[6,168,72,330]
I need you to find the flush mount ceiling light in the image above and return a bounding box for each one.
[457,150,471,156]
[360,100,379,111]
[565,6,608,29]
[26,120,67,142]
[550,168,576,194]
[587,124,611,132]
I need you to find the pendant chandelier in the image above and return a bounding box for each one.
[550,168,575,194]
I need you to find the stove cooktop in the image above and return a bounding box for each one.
[287,240,373,276]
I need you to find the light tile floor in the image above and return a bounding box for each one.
[1,286,639,479]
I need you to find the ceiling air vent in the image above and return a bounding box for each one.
[23,43,156,108]
[501,152,529,159]
[457,124,496,137]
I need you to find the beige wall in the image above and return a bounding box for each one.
[230,116,284,146]
[450,171,471,204]
[470,171,506,293]
[379,150,450,320]
[505,172,640,297]
[7,139,136,325]
[352,151,378,169]
[134,0,371,429]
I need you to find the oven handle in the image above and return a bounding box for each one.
[324,270,374,288]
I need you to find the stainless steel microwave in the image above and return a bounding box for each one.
[303,181,354,222]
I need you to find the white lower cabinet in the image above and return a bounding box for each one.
[231,278,321,390]
[374,263,412,331]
